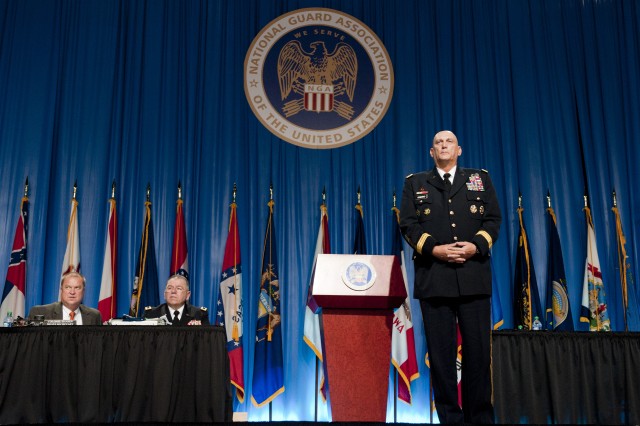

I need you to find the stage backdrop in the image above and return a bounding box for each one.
[0,0,639,422]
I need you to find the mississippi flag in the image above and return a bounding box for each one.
[390,206,419,404]
[215,201,245,402]
[580,207,611,331]
[303,203,330,401]
[98,194,118,321]
[170,197,189,279]
[0,194,29,320]
[251,199,284,407]
[61,197,81,278]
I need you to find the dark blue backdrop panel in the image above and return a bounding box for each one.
[0,0,639,422]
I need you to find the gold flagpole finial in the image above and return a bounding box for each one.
[177,181,182,200]
[232,182,237,203]
[111,180,116,199]
[583,191,588,208]
[73,180,78,199]
[518,191,522,208]
[24,177,29,198]
[546,190,551,209]
[322,186,326,206]
[357,186,361,205]
[146,183,151,202]
[612,188,617,208]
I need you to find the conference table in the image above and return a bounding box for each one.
[0,325,232,424]
[492,330,640,425]
[1,326,638,424]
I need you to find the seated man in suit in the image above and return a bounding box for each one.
[144,274,209,325]
[28,271,102,325]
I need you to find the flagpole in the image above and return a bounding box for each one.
[310,188,327,422]
[268,183,273,423]
[612,189,629,331]
[391,190,399,423]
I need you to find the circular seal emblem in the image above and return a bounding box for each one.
[551,280,569,327]
[244,8,394,149]
[341,260,377,291]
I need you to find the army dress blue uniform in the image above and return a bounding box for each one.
[400,166,501,424]
[144,303,210,326]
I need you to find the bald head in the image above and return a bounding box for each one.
[430,130,461,171]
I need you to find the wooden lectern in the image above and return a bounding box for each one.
[310,254,406,422]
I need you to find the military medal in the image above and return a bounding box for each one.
[470,205,478,214]
[424,208,431,216]
[479,205,485,214]
[466,173,485,191]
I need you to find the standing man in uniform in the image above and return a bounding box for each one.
[400,130,501,424]
[144,274,209,325]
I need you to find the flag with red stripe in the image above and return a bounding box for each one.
[390,206,419,404]
[98,195,117,320]
[1,195,29,320]
[170,197,189,279]
[215,201,245,402]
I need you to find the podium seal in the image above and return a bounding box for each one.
[341,260,377,291]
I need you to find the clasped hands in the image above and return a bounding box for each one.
[432,242,476,263]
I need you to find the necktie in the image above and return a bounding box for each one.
[173,310,180,325]
[69,311,75,321]
[443,173,452,191]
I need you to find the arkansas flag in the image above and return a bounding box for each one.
[215,200,245,402]
[1,194,29,320]
[303,202,330,401]
[170,196,189,279]
[98,193,118,321]
[390,206,419,404]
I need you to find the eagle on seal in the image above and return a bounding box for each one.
[277,40,358,118]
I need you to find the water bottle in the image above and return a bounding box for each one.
[532,316,542,330]
[3,311,13,327]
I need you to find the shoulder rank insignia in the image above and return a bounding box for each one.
[144,306,152,311]
[405,173,414,179]
[200,306,208,311]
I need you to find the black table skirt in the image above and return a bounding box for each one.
[0,326,232,423]
[493,330,640,425]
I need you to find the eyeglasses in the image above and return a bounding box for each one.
[165,286,187,293]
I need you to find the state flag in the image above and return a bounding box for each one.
[251,198,284,406]
[0,192,29,320]
[580,207,611,331]
[98,193,118,321]
[303,202,330,401]
[390,206,419,404]
[215,200,245,402]
[129,199,160,317]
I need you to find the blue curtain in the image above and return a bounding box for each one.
[0,0,638,421]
